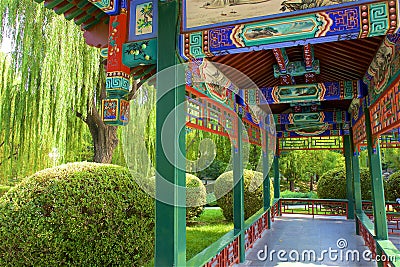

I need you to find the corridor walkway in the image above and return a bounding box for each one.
[237,215,378,266]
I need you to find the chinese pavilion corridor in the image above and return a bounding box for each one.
[31,0,400,266]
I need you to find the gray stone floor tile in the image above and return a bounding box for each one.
[236,215,379,267]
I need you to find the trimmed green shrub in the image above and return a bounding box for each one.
[0,185,11,197]
[147,173,207,220]
[0,162,154,266]
[214,170,273,221]
[317,167,372,200]
[186,173,207,219]
[281,190,318,199]
[385,171,400,201]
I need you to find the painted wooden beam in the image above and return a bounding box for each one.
[87,0,121,15]
[276,122,347,138]
[275,111,349,125]
[181,1,399,59]
[256,80,366,105]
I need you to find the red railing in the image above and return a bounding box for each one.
[362,201,400,236]
[245,212,269,251]
[358,219,377,259]
[280,198,348,218]
[271,200,280,221]
[204,237,239,267]
[204,200,281,266]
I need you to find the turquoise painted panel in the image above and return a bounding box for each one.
[122,39,157,67]
[273,60,320,78]
[237,14,324,47]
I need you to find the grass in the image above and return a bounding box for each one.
[186,208,233,260]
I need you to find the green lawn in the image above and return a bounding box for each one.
[186,208,233,260]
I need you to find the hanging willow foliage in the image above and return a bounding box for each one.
[0,0,101,182]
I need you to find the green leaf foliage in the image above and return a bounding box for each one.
[214,169,273,220]
[0,162,154,266]
[385,171,400,201]
[0,184,10,197]
[317,167,372,200]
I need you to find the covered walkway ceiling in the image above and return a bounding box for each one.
[211,36,385,114]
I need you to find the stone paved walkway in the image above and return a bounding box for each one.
[236,215,378,267]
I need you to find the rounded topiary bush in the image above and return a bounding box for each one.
[317,167,371,200]
[0,162,154,266]
[385,171,400,201]
[146,173,207,220]
[186,173,208,219]
[214,169,271,221]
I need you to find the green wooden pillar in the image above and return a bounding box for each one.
[273,155,280,199]
[344,134,355,219]
[350,131,362,234]
[365,109,388,241]
[155,1,186,266]
[233,114,245,262]
[263,129,271,228]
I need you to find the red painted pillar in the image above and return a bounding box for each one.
[102,7,131,125]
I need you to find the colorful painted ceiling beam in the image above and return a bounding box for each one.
[369,75,400,139]
[245,80,366,105]
[277,127,345,138]
[87,0,122,16]
[273,59,320,78]
[275,111,350,125]
[363,34,400,105]
[180,1,400,59]
[277,136,344,154]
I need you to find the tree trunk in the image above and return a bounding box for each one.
[86,112,118,163]
[289,180,295,192]
[309,174,314,191]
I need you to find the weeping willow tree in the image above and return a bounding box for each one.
[0,0,113,182]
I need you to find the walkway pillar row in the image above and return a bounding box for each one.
[155,1,186,266]
[344,134,355,219]
[233,113,245,263]
[364,109,388,241]
[263,128,271,228]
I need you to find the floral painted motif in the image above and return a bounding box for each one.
[136,3,153,35]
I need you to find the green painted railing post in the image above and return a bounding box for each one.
[263,129,271,228]
[365,108,388,244]
[234,113,245,262]
[273,155,280,199]
[350,131,362,234]
[344,134,355,219]
[155,1,186,266]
